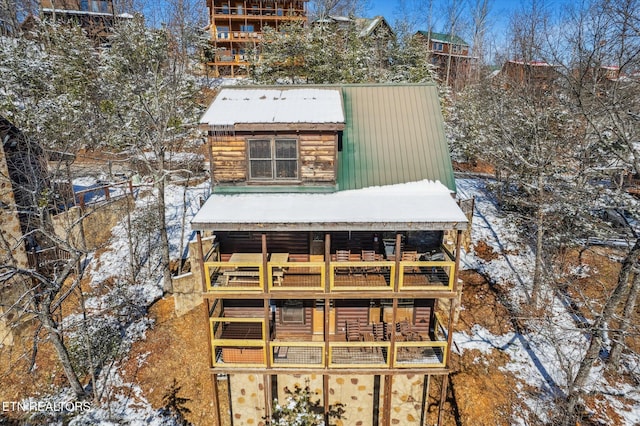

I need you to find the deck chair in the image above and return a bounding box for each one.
[361,250,380,275]
[397,319,420,341]
[335,250,351,274]
[401,251,420,273]
[372,322,387,341]
[346,319,362,341]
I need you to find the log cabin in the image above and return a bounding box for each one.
[193,84,469,425]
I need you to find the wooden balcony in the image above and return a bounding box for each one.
[209,315,448,370]
[214,31,262,41]
[203,249,455,295]
[212,6,306,19]
[210,54,250,65]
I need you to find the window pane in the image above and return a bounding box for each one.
[249,140,271,159]
[282,301,304,324]
[251,160,272,178]
[275,139,296,159]
[275,160,297,178]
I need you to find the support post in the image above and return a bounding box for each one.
[452,229,464,324]
[438,375,449,426]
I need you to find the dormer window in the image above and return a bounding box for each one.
[248,138,298,180]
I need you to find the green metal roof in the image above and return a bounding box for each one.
[338,84,457,193]
[416,30,469,46]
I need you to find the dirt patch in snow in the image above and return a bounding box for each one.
[452,160,495,175]
[473,240,500,262]
[120,296,222,426]
[436,269,530,425]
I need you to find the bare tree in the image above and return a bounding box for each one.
[308,0,371,20]
[469,0,492,78]
[99,16,201,293]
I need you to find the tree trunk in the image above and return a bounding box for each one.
[563,239,640,425]
[608,268,640,368]
[157,174,173,293]
[39,303,85,398]
[531,205,544,307]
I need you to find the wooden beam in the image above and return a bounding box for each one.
[207,366,450,375]
[453,229,463,325]
[382,374,392,426]
[211,373,221,426]
[323,373,329,424]
[438,374,449,426]
[197,231,207,293]
[203,290,457,300]
[264,375,272,421]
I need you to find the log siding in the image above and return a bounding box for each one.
[209,132,337,185]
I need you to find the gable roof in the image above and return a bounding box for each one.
[312,15,395,38]
[416,30,469,46]
[356,16,393,37]
[199,84,456,193]
[338,84,456,192]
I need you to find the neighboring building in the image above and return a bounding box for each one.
[414,30,475,91]
[312,15,395,70]
[500,60,560,92]
[39,0,133,43]
[205,0,309,78]
[313,14,393,38]
[192,84,469,425]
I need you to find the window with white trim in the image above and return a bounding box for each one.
[248,138,298,180]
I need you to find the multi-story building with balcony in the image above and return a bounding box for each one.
[414,31,476,91]
[192,84,469,425]
[39,0,132,43]
[205,0,308,77]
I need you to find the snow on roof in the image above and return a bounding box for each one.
[41,8,131,18]
[199,88,345,126]
[191,180,468,231]
[507,60,554,67]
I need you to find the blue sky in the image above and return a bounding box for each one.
[367,0,571,31]
[366,0,571,55]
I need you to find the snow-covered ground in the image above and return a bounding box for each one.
[455,178,640,425]
[26,181,211,425]
[19,178,640,424]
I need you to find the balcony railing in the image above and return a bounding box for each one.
[328,342,391,368]
[211,54,251,64]
[268,261,325,291]
[398,259,455,291]
[209,316,449,369]
[393,341,447,368]
[215,31,262,41]
[210,317,267,367]
[212,6,306,18]
[270,342,324,368]
[329,261,395,291]
[210,339,448,369]
[204,249,455,294]
[205,261,264,291]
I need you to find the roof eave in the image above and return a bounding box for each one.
[200,123,346,132]
[191,221,468,232]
